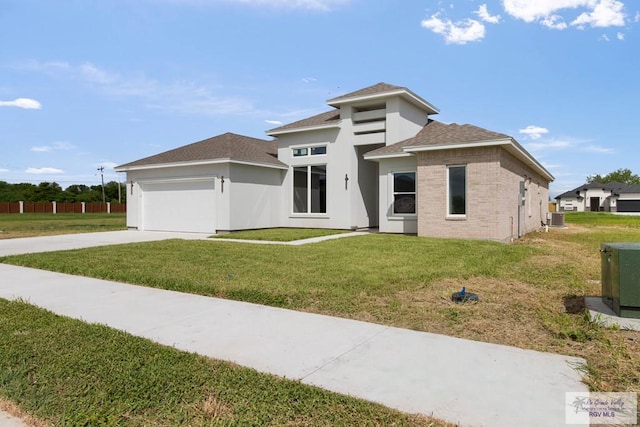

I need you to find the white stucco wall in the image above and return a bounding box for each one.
[227,163,284,231]
[385,97,429,145]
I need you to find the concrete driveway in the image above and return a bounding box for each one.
[0,230,211,257]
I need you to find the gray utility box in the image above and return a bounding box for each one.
[600,243,640,319]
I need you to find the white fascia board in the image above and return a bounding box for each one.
[404,138,555,182]
[266,123,340,137]
[363,152,414,161]
[115,158,288,172]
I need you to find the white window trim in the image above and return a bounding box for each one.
[291,164,328,216]
[446,164,467,219]
[390,171,417,217]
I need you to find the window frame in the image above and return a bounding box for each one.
[447,164,467,218]
[391,171,417,216]
[292,164,327,215]
[292,145,327,158]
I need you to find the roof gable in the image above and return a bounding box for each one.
[115,132,286,170]
[365,120,553,181]
[326,82,439,114]
[266,109,341,135]
[365,120,510,158]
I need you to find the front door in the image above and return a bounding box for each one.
[590,197,600,212]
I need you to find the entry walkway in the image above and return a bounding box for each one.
[0,231,588,427]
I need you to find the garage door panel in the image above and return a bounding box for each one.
[141,180,216,233]
[618,200,640,213]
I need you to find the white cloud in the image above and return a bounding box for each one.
[0,98,42,109]
[475,4,501,24]
[525,137,613,154]
[571,0,626,28]
[301,77,317,83]
[30,141,75,152]
[541,15,568,30]
[583,144,614,153]
[599,33,611,41]
[80,63,118,84]
[265,119,283,125]
[519,125,550,139]
[617,31,625,39]
[502,0,627,28]
[0,168,9,173]
[635,11,640,22]
[25,167,64,174]
[421,13,486,44]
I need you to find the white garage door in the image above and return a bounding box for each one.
[140,179,216,233]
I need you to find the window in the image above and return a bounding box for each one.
[293,145,326,157]
[448,165,466,216]
[293,165,326,214]
[392,172,416,214]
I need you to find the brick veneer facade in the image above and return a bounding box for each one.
[416,146,549,242]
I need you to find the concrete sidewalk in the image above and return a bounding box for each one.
[0,265,587,427]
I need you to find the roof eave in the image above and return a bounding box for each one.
[404,138,555,182]
[363,152,414,161]
[266,122,341,136]
[327,89,440,115]
[115,158,287,172]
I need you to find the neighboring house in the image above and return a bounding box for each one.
[555,182,640,213]
[115,82,553,241]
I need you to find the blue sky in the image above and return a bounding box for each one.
[1,0,638,197]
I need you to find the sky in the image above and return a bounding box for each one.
[1,0,639,197]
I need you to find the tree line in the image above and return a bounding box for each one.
[0,181,126,203]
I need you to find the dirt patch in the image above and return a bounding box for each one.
[0,398,46,427]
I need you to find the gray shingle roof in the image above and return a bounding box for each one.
[116,132,286,170]
[266,109,341,134]
[556,181,640,199]
[326,82,406,104]
[366,120,511,157]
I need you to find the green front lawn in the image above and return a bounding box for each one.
[0,213,126,239]
[0,300,444,426]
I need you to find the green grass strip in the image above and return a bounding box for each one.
[211,228,349,242]
[0,299,445,426]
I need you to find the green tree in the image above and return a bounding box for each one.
[587,168,640,186]
[63,184,95,202]
[33,182,64,202]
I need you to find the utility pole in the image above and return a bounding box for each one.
[97,166,106,204]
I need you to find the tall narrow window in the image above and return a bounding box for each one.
[293,166,326,214]
[448,165,466,216]
[393,172,416,214]
[293,167,308,213]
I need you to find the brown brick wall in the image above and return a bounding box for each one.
[416,146,549,242]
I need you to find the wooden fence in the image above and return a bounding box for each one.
[0,202,126,214]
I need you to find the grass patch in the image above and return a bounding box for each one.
[212,227,349,242]
[2,215,640,415]
[564,211,640,227]
[0,299,447,426]
[0,213,125,240]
